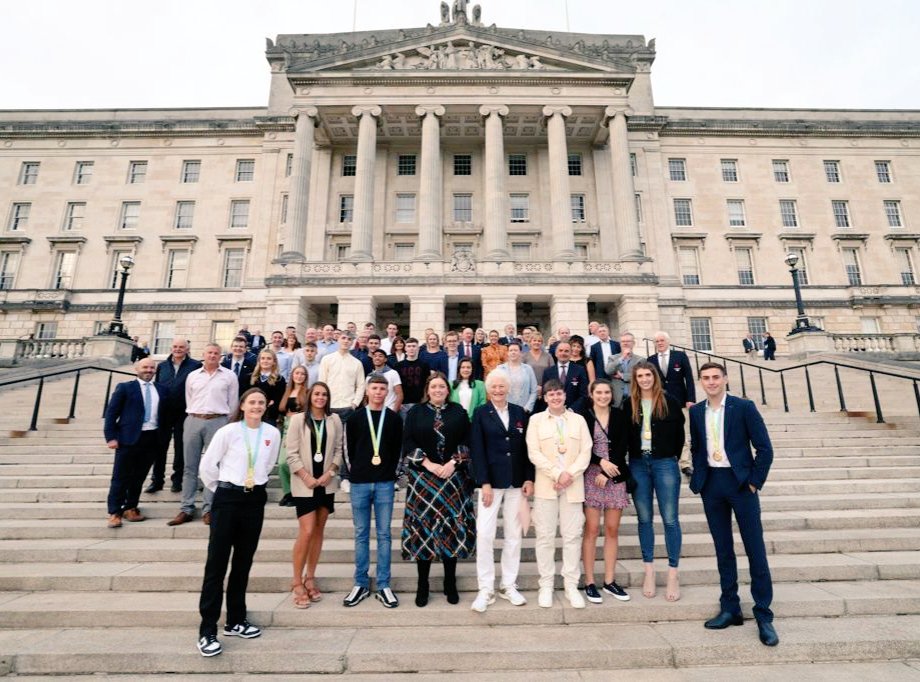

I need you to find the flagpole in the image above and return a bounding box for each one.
[353,0,358,31]
[564,0,570,32]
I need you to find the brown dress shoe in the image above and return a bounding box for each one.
[108,514,123,528]
[202,512,211,526]
[167,511,193,526]
[123,508,146,522]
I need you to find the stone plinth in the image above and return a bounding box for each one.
[83,335,135,365]
[786,330,834,359]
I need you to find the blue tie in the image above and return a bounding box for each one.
[234,361,240,376]
[143,382,152,423]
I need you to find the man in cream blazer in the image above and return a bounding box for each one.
[526,379,593,609]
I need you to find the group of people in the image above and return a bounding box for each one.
[742,332,777,361]
[101,320,778,659]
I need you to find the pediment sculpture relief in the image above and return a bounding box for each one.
[370,40,548,71]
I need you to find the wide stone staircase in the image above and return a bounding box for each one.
[0,366,919,678]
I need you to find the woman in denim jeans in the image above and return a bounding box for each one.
[615,361,685,601]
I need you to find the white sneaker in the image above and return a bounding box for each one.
[340,479,351,494]
[470,589,495,613]
[565,587,586,609]
[498,585,527,606]
[538,587,554,608]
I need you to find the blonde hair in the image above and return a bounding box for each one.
[251,348,282,386]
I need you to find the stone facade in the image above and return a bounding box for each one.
[1,3,918,356]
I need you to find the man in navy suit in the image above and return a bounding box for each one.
[459,327,482,379]
[649,331,697,476]
[220,337,256,384]
[541,341,588,413]
[104,358,166,528]
[147,338,202,493]
[689,362,778,647]
[588,325,621,380]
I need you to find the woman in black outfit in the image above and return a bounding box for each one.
[247,349,287,427]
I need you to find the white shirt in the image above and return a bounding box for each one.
[658,351,670,374]
[199,421,281,491]
[457,382,473,410]
[137,379,159,431]
[585,334,600,349]
[380,336,396,354]
[319,351,366,409]
[274,348,294,381]
[366,367,402,410]
[705,393,731,468]
[599,341,614,367]
[185,366,238,416]
[495,404,510,430]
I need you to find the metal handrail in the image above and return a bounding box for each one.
[642,338,920,423]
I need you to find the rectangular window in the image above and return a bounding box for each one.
[630,153,638,177]
[8,203,30,231]
[453,193,472,222]
[74,161,94,185]
[394,243,415,261]
[690,317,713,352]
[53,251,77,289]
[335,244,351,261]
[875,160,892,183]
[212,321,237,353]
[727,199,746,227]
[19,162,40,185]
[747,318,767,350]
[567,153,582,176]
[229,200,250,229]
[35,322,58,340]
[153,321,175,355]
[127,161,147,184]
[285,153,293,178]
[635,194,643,223]
[395,193,416,223]
[779,199,798,227]
[824,160,841,183]
[788,246,809,285]
[280,194,288,224]
[842,247,862,286]
[222,248,245,287]
[570,194,586,222]
[166,249,190,288]
[673,198,693,226]
[510,193,529,223]
[108,250,130,289]
[235,159,255,182]
[735,247,755,285]
[339,195,354,223]
[62,202,86,231]
[575,243,589,259]
[721,159,739,182]
[0,251,19,290]
[884,200,903,228]
[181,160,201,183]
[119,201,140,230]
[397,154,417,176]
[174,201,195,229]
[861,317,881,334]
[668,158,687,181]
[678,247,701,285]
[342,154,357,177]
[453,154,472,176]
[832,200,851,228]
[772,159,790,183]
[895,248,915,286]
[511,242,532,260]
[508,154,527,176]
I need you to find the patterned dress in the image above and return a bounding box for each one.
[584,420,630,511]
[401,402,475,560]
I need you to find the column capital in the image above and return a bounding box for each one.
[415,104,446,118]
[479,104,509,118]
[351,105,382,119]
[288,106,319,119]
[603,105,634,125]
[542,105,572,119]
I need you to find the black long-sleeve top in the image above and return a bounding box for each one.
[403,402,470,465]
[615,395,686,461]
[346,407,403,483]
[580,406,630,484]
[247,375,287,427]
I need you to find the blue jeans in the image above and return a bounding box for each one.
[350,481,395,589]
[631,454,682,567]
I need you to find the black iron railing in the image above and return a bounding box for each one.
[642,338,920,423]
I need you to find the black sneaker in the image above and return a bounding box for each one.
[278,493,294,507]
[197,634,222,657]
[584,583,603,604]
[343,585,370,607]
[223,621,261,638]
[602,581,630,601]
[376,587,399,608]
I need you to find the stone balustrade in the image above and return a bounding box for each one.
[14,338,87,361]
[830,333,920,353]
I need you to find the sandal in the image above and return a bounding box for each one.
[304,575,322,602]
[291,580,311,609]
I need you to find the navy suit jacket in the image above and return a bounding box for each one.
[470,402,533,488]
[459,343,482,379]
[222,354,256,384]
[649,349,696,405]
[588,339,622,380]
[154,356,202,413]
[541,363,588,413]
[104,380,167,447]
[688,394,773,495]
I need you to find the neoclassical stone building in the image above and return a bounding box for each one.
[1,2,918,356]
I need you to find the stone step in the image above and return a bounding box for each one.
[1,615,918,675]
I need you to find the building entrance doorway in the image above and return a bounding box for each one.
[445,300,482,332]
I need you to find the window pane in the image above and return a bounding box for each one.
[166,250,189,288]
[721,159,738,182]
[8,203,30,231]
[397,155,417,176]
[285,153,293,177]
[508,154,527,176]
[223,249,245,287]
[832,200,850,228]
[567,153,582,176]
[108,250,129,289]
[230,200,250,228]
[280,194,288,224]
[342,155,357,177]
[395,194,416,223]
[570,194,586,222]
[747,318,767,350]
[74,161,94,185]
[453,154,472,176]
[842,248,862,286]
[635,194,643,223]
[340,195,354,223]
[668,158,687,181]
[736,248,755,285]
[63,202,85,231]
[19,162,40,185]
[153,321,176,355]
[875,160,892,183]
[453,194,472,222]
[673,199,693,226]
[120,202,140,230]
[824,160,841,183]
[181,160,201,183]
[175,201,195,229]
[727,199,746,227]
[128,161,147,184]
[630,153,638,177]
[772,160,790,183]
[690,317,712,352]
[780,200,798,227]
[678,247,700,285]
[54,251,77,289]
[35,322,58,340]
[235,159,255,182]
[394,243,415,261]
[789,247,809,285]
[896,248,915,285]
[0,251,19,290]
[884,200,903,228]
[510,194,529,222]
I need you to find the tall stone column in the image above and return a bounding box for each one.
[415,105,446,261]
[550,294,589,338]
[481,293,518,333]
[350,105,382,262]
[605,106,643,259]
[543,106,577,260]
[281,106,318,261]
[336,295,377,331]
[479,104,511,261]
[410,294,446,341]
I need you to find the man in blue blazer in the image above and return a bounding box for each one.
[689,362,778,647]
[588,325,621,380]
[104,358,167,528]
[220,337,256,383]
[541,341,588,413]
[649,331,697,476]
[459,328,483,380]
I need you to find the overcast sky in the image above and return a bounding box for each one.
[1,0,917,111]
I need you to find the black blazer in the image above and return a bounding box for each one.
[403,402,470,465]
[459,342,483,379]
[103,380,167,447]
[648,350,696,405]
[541,362,588,413]
[579,406,630,484]
[589,339,622,380]
[616,395,686,462]
[154,357,202,413]
[221,355,256,386]
[470,402,533,488]
[244,375,287,426]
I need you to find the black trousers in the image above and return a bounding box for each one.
[151,411,185,485]
[106,430,159,515]
[198,485,267,637]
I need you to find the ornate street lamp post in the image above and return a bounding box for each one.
[106,254,135,338]
[785,252,821,334]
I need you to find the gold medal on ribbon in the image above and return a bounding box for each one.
[314,451,323,463]
[241,421,263,493]
[244,475,255,490]
[643,430,652,440]
[367,407,386,467]
[713,451,723,462]
[557,444,567,454]
[371,453,382,466]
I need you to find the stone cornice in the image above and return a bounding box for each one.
[265,273,659,287]
[634,115,920,138]
[292,73,631,88]
[0,118,270,139]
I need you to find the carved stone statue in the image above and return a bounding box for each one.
[471,4,482,26]
[451,0,469,23]
[440,1,450,25]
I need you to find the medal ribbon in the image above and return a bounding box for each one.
[555,416,566,448]
[241,421,264,487]
[311,417,325,455]
[641,401,652,440]
[707,406,722,457]
[366,406,387,465]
